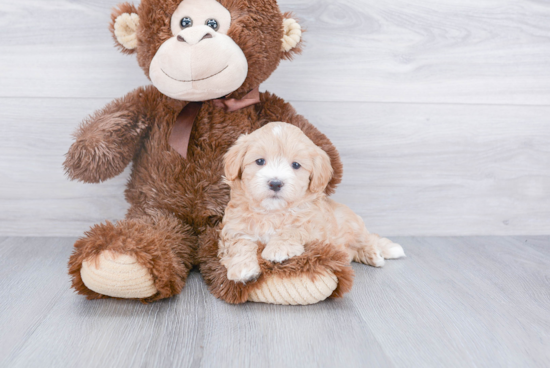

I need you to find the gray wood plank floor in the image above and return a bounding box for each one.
[1,237,549,368]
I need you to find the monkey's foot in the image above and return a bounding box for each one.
[80,251,157,299]
[248,272,338,305]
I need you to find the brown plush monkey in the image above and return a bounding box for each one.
[65,0,354,305]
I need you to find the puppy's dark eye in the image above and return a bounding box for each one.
[181,17,193,28]
[205,19,219,30]
[256,159,266,166]
[292,162,301,170]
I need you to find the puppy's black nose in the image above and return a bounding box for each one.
[269,180,284,192]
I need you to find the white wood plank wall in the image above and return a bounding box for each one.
[1,0,549,236]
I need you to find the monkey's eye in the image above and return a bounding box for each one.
[205,19,219,31]
[256,159,266,166]
[180,17,193,28]
[292,162,301,170]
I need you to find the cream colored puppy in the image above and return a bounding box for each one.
[219,122,405,283]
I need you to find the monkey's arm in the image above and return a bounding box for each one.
[257,92,343,195]
[64,86,158,183]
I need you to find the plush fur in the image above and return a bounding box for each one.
[65,0,349,303]
[68,211,196,302]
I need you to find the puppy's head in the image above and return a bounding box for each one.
[224,122,333,210]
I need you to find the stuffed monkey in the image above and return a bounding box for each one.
[65,0,354,305]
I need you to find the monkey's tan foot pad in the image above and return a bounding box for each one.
[248,272,338,305]
[81,251,157,299]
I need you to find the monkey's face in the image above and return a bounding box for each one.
[149,0,247,101]
[110,0,302,101]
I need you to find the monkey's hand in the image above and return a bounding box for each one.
[64,88,151,183]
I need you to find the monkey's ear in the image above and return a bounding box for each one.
[224,134,250,182]
[281,13,303,60]
[109,3,140,54]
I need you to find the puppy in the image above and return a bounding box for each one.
[219,122,405,283]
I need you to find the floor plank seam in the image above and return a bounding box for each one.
[2,95,550,108]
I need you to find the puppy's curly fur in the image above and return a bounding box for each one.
[219,123,406,284]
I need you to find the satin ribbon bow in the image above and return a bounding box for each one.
[168,87,261,158]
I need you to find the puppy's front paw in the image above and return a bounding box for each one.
[262,241,305,263]
[226,260,261,283]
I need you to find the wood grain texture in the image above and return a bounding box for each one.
[1,0,549,235]
[351,236,550,367]
[0,0,549,104]
[1,98,549,236]
[0,98,129,237]
[0,238,73,366]
[1,236,549,367]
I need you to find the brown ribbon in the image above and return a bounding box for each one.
[169,87,261,158]
[212,86,260,112]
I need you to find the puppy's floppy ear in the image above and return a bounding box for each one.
[309,148,333,193]
[110,3,140,54]
[224,134,250,182]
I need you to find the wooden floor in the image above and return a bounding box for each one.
[1,236,549,368]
